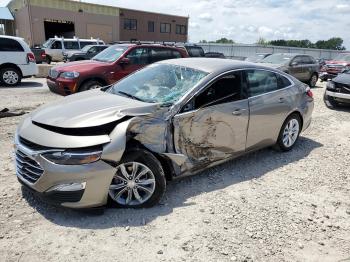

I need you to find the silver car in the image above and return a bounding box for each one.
[14,58,314,209]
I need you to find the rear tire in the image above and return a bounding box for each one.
[79,80,103,92]
[308,73,318,88]
[45,56,52,64]
[108,149,166,208]
[275,113,301,152]
[0,67,22,86]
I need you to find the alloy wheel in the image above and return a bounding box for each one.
[282,118,300,148]
[109,162,156,206]
[3,70,19,85]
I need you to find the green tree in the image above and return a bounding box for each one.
[211,38,235,44]
[256,37,268,46]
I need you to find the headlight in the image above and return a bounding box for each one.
[60,71,79,79]
[326,81,335,90]
[42,150,102,165]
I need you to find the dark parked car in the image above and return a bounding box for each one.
[63,45,109,62]
[245,53,271,63]
[204,52,225,58]
[324,69,350,107]
[319,53,350,82]
[260,53,319,87]
[47,43,188,95]
[31,47,46,64]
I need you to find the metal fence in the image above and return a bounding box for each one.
[196,43,346,60]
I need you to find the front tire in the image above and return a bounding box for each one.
[308,73,318,88]
[324,92,339,108]
[0,67,22,86]
[108,150,166,208]
[275,114,301,152]
[79,80,103,92]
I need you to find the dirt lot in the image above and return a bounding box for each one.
[0,79,349,262]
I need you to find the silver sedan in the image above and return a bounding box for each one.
[14,58,314,209]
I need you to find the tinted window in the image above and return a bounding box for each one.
[97,46,107,52]
[186,46,204,57]
[0,38,24,52]
[50,41,62,49]
[124,19,137,30]
[160,23,171,33]
[126,48,149,65]
[172,50,182,58]
[194,71,245,109]
[291,56,303,65]
[301,56,315,64]
[247,70,279,97]
[149,48,181,63]
[148,21,155,32]
[64,41,79,50]
[80,41,94,48]
[277,74,292,88]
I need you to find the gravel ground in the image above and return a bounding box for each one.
[0,79,349,262]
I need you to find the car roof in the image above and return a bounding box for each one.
[0,35,25,41]
[158,58,273,73]
[111,43,185,50]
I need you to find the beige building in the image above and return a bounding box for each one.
[6,0,188,46]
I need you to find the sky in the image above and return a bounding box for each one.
[1,0,349,48]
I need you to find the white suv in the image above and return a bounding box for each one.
[42,37,105,63]
[0,35,38,86]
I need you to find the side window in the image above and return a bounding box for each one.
[64,41,79,50]
[50,41,62,50]
[172,50,182,58]
[193,71,245,110]
[88,46,97,53]
[302,56,315,64]
[150,48,174,63]
[246,70,279,97]
[277,74,292,89]
[186,47,204,57]
[80,41,92,48]
[0,38,24,52]
[291,56,303,65]
[126,48,149,65]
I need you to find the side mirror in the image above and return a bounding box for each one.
[119,57,130,65]
[291,61,298,66]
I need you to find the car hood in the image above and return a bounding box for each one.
[65,50,86,57]
[30,89,160,128]
[53,60,109,72]
[326,60,350,65]
[333,72,350,85]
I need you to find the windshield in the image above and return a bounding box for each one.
[333,54,350,62]
[81,45,92,52]
[108,63,208,105]
[262,54,292,64]
[92,46,128,62]
[42,39,53,48]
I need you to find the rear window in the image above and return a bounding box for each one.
[149,48,181,63]
[0,38,24,52]
[186,46,204,57]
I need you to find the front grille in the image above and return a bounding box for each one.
[48,68,59,79]
[335,82,350,94]
[16,150,44,184]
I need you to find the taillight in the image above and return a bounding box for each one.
[41,52,46,58]
[305,86,313,98]
[27,53,36,63]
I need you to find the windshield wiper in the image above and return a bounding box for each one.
[117,91,145,102]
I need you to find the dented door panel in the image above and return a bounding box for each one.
[173,99,249,167]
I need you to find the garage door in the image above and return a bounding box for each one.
[86,24,113,43]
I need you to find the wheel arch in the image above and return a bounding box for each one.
[78,76,108,91]
[0,63,23,77]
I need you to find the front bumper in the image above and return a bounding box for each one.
[320,72,337,81]
[325,90,350,103]
[14,142,116,209]
[47,77,77,96]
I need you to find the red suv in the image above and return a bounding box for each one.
[320,53,350,81]
[47,44,188,95]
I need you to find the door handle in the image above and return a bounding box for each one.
[232,108,246,116]
[278,97,285,103]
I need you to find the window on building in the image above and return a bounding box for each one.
[160,23,171,33]
[124,19,137,30]
[176,24,186,35]
[148,21,155,32]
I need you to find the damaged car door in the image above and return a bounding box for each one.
[173,71,249,168]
